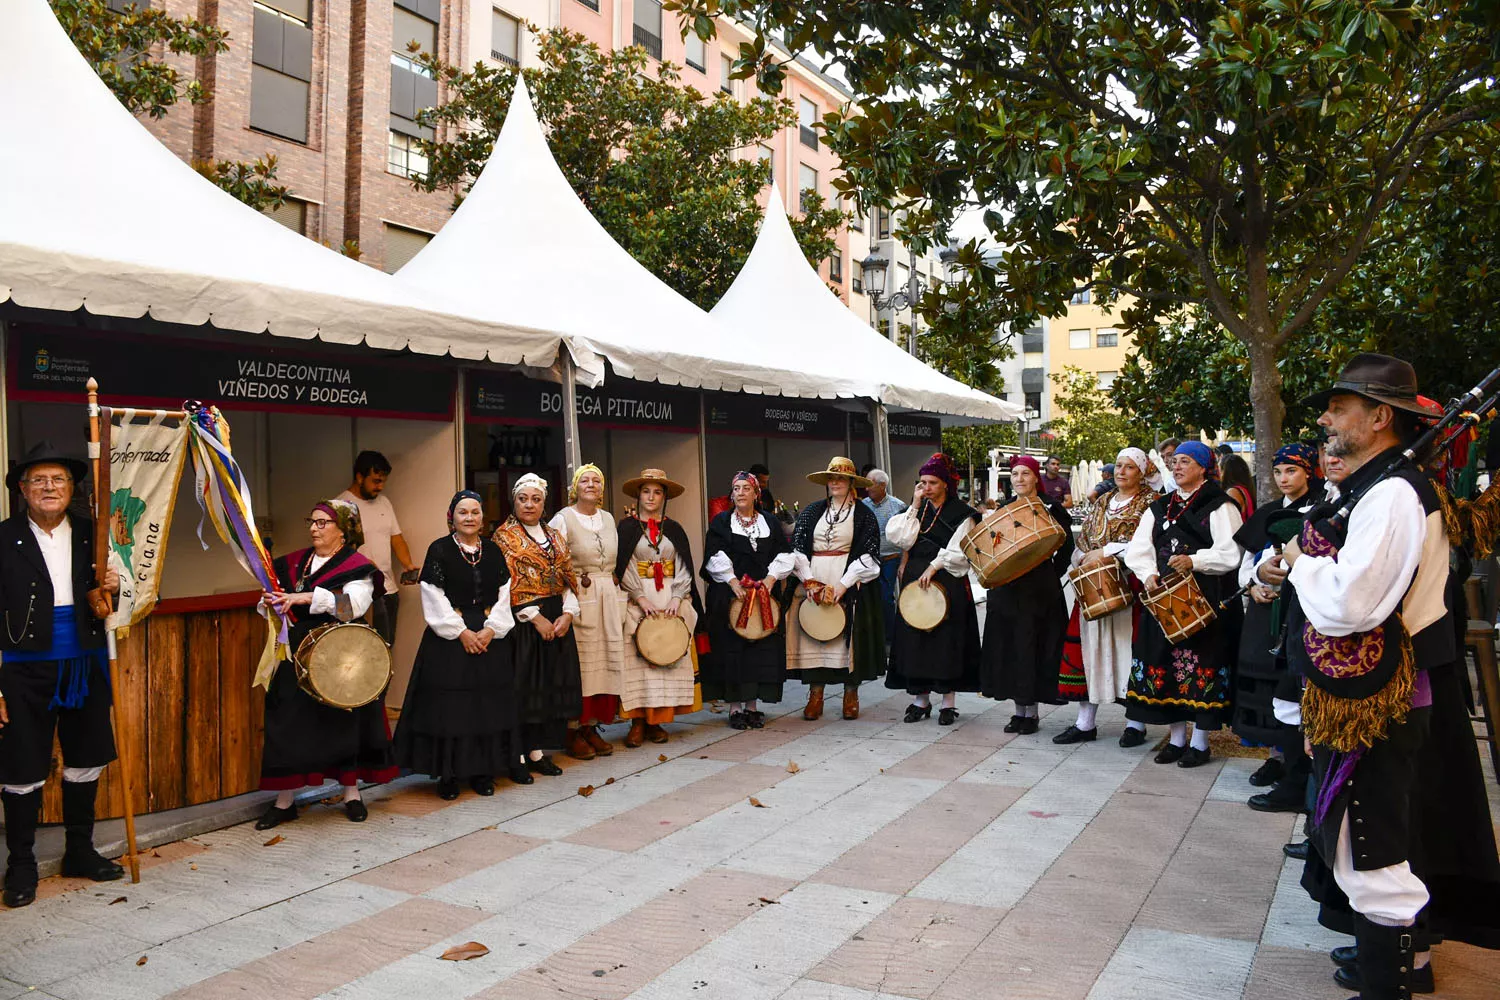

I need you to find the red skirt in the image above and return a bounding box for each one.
[1057,604,1088,701]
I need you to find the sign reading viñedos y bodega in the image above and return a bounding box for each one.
[467,370,699,432]
[7,324,454,419]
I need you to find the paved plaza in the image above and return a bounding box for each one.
[2,686,1496,1000]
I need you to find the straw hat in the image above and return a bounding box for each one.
[621,468,685,499]
[807,456,872,489]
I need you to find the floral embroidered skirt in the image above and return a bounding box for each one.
[1124,608,1234,730]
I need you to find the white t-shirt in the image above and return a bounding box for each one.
[336,489,402,595]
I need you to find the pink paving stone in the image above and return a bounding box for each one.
[479,868,799,1000]
[373,786,463,818]
[166,896,487,1000]
[933,720,1021,748]
[565,763,790,853]
[1242,945,1348,1000]
[697,718,835,762]
[1044,787,1201,890]
[884,742,998,781]
[931,906,1121,1000]
[813,783,1025,895]
[1115,749,1225,798]
[351,829,545,895]
[808,897,1008,999]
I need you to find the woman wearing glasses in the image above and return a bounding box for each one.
[255,499,397,830]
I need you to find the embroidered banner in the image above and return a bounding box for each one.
[106,410,191,632]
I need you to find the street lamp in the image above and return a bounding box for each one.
[860,253,888,302]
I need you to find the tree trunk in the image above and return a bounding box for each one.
[1246,337,1285,500]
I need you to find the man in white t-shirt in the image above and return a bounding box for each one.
[336,451,417,646]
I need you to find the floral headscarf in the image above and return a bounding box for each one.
[1273,442,1320,477]
[313,498,364,548]
[512,472,548,499]
[730,470,761,495]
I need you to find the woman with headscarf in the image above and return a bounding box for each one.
[394,491,524,797]
[1232,442,1323,806]
[701,471,796,729]
[787,457,885,722]
[884,453,982,724]
[1123,441,1245,767]
[493,474,582,779]
[1054,448,1161,745]
[547,464,626,760]
[979,456,1075,733]
[615,468,704,745]
[255,499,397,830]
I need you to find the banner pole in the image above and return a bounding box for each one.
[87,379,140,884]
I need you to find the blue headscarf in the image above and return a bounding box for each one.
[1173,441,1216,479]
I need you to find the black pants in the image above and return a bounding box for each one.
[0,658,116,786]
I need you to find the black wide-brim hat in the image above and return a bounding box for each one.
[1301,352,1435,416]
[6,440,89,491]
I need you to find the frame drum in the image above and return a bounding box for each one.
[1068,558,1134,622]
[961,496,1067,589]
[636,615,692,667]
[898,581,949,632]
[293,622,392,710]
[1141,571,1217,643]
[729,592,782,641]
[797,597,847,642]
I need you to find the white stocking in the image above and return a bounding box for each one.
[1189,727,1211,752]
[1168,722,1189,747]
[1075,702,1098,731]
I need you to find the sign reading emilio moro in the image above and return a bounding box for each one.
[851,412,942,445]
[468,371,699,432]
[704,393,847,440]
[9,324,454,419]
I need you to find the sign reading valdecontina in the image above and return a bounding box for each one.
[106,411,191,632]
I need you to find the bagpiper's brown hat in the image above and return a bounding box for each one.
[806,456,872,489]
[621,468,685,499]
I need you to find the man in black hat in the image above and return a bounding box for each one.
[0,442,123,908]
[1278,354,1450,1000]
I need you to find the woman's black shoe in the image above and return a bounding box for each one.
[1118,727,1147,748]
[1018,717,1040,735]
[1002,715,1024,733]
[437,778,461,800]
[746,711,766,729]
[1248,757,1285,787]
[255,803,298,831]
[1053,725,1097,745]
[1154,743,1188,765]
[508,764,535,785]
[1283,840,1311,861]
[728,711,749,730]
[470,775,495,796]
[903,703,933,723]
[1176,747,1212,768]
[344,799,368,823]
[938,707,959,726]
[528,755,563,777]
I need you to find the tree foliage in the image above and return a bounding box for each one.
[192,156,289,215]
[413,27,844,310]
[1047,366,1150,465]
[672,0,1500,490]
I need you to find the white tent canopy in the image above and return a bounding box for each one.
[711,192,1021,422]
[395,80,828,395]
[0,0,555,364]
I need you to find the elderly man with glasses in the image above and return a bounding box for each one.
[0,442,123,908]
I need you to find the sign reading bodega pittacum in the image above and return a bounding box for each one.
[468,371,699,431]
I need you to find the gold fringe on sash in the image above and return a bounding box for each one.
[1301,622,1415,753]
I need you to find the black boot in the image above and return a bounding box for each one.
[2,789,42,907]
[58,780,124,881]
[1347,914,1415,999]
[1248,753,1310,812]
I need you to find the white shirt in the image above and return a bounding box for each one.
[419,540,516,640]
[336,490,403,595]
[704,513,797,583]
[1238,493,1310,590]
[884,502,972,576]
[29,515,74,607]
[1123,487,1244,583]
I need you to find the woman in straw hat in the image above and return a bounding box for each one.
[547,464,627,761]
[787,457,885,721]
[615,469,705,745]
[700,471,796,729]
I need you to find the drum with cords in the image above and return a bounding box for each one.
[294,622,392,710]
[1068,558,1134,622]
[1141,570,1216,643]
[961,495,1066,589]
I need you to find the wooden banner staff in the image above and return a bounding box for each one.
[86,378,140,884]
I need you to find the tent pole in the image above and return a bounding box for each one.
[697,392,709,519]
[870,400,892,475]
[452,368,467,493]
[0,319,8,521]
[559,349,581,480]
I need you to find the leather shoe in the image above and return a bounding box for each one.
[344,799,368,823]
[566,728,597,761]
[1248,757,1285,787]
[469,775,495,796]
[1334,959,1434,994]
[1003,715,1024,733]
[436,778,462,801]
[1283,840,1311,861]
[842,686,859,720]
[584,726,615,756]
[1154,743,1187,765]
[1053,725,1097,745]
[646,724,670,744]
[508,764,535,785]
[1248,784,1306,813]
[60,847,125,882]
[1330,945,1358,968]
[938,707,959,726]
[255,803,298,830]
[803,685,825,720]
[528,755,563,777]
[728,711,749,730]
[1119,727,1147,748]
[1018,716,1040,735]
[746,711,766,729]
[1176,747,1212,768]
[903,703,933,723]
[625,718,648,747]
[2,884,36,908]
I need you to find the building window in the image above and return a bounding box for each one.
[798,97,818,149]
[251,1,313,143]
[387,130,429,179]
[848,197,863,231]
[491,8,520,66]
[685,32,705,72]
[829,251,842,283]
[632,0,662,60]
[262,197,309,235]
[897,262,910,296]
[1069,328,1090,349]
[1097,371,1117,390]
[877,317,892,338]
[852,260,864,294]
[798,163,818,211]
[720,53,734,94]
[393,3,437,65]
[1096,327,1119,347]
[384,222,433,273]
[1070,287,1091,305]
[758,143,774,184]
[1025,391,1043,415]
[575,0,600,9]
[390,2,438,132]
[876,207,891,239]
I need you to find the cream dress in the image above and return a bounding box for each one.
[787,513,879,671]
[620,530,697,712]
[548,507,626,700]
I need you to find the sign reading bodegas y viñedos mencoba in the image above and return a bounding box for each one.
[8,324,455,419]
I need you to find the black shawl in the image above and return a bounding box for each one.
[615,515,704,619]
[791,498,881,571]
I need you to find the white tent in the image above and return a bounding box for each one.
[710,192,1022,422]
[395,80,827,395]
[0,0,553,364]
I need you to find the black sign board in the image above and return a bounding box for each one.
[703,392,849,441]
[7,324,454,420]
[851,412,943,445]
[467,370,699,432]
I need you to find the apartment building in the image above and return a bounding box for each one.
[1046,289,1133,414]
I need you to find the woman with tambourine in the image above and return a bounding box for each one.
[393,490,523,799]
[615,468,703,746]
[979,456,1075,735]
[700,471,796,730]
[786,457,885,722]
[256,498,397,830]
[884,453,982,725]
[1054,448,1159,746]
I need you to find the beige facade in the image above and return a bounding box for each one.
[1045,291,1134,414]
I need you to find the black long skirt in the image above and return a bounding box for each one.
[1232,597,1290,747]
[979,566,1067,704]
[393,621,521,780]
[1124,591,1239,729]
[261,660,396,790]
[701,582,786,703]
[511,594,583,751]
[885,566,980,695]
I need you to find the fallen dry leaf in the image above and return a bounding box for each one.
[757,897,780,905]
[786,761,800,773]
[136,956,148,967]
[262,835,284,847]
[109,896,128,905]
[748,796,766,808]
[658,753,669,762]
[188,863,197,871]
[440,941,490,962]
[578,785,595,797]
[604,777,615,785]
